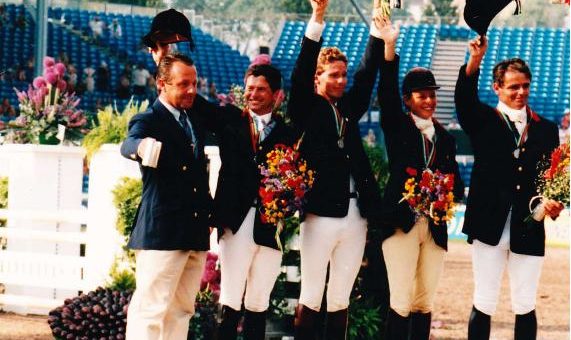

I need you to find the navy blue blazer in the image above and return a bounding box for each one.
[378,56,464,250]
[120,99,213,250]
[455,65,559,256]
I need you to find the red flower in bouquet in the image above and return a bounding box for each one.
[400,168,456,224]
[259,143,315,251]
[530,141,570,211]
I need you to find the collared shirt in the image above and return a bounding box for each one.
[497,101,526,135]
[411,113,435,141]
[249,110,272,133]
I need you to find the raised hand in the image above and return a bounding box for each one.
[376,17,399,46]
[468,35,488,61]
[465,35,488,76]
[310,0,329,23]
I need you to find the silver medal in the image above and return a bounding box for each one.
[338,138,344,149]
[513,148,520,159]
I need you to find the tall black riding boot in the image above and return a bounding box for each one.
[467,306,491,340]
[242,310,266,340]
[294,304,320,340]
[218,305,241,340]
[514,310,537,340]
[385,308,410,340]
[325,308,348,340]
[409,312,431,340]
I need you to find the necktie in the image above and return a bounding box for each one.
[179,110,199,158]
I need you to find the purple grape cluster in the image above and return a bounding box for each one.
[48,287,133,340]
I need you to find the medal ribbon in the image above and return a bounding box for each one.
[408,112,436,168]
[330,103,346,141]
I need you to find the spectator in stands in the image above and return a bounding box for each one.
[146,76,157,99]
[132,63,151,95]
[197,77,208,97]
[116,74,131,99]
[83,66,95,93]
[58,51,70,66]
[96,61,110,92]
[16,65,26,82]
[109,18,122,39]
[287,1,384,338]
[456,36,563,340]
[207,81,217,102]
[559,111,569,145]
[364,128,376,147]
[89,16,105,42]
[0,3,7,28]
[25,56,35,81]
[15,13,26,29]
[66,64,78,92]
[1,98,16,120]
[377,19,464,340]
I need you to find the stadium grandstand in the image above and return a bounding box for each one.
[0,2,569,185]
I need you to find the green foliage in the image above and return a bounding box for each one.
[0,177,7,229]
[363,142,389,193]
[278,0,311,13]
[348,297,382,339]
[188,290,218,340]
[423,0,458,24]
[112,177,143,239]
[82,99,148,162]
[0,177,7,209]
[106,257,136,291]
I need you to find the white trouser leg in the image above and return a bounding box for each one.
[326,199,367,312]
[508,252,544,315]
[244,245,282,312]
[126,249,206,340]
[219,208,257,311]
[299,198,367,312]
[472,239,509,316]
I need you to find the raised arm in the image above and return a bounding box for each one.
[287,0,327,129]
[454,36,493,135]
[344,10,386,121]
[377,18,405,133]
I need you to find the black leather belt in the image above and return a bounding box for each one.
[349,192,359,199]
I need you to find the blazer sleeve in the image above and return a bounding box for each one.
[120,113,149,163]
[379,55,407,136]
[454,64,495,135]
[192,95,242,133]
[288,37,322,130]
[344,35,384,121]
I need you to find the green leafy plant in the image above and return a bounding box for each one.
[348,296,382,339]
[106,256,136,292]
[363,142,389,193]
[112,177,142,240]
[0,177,8,209]
[82,98,148,161]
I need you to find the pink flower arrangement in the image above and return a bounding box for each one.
[7,56,88,144]
[200,252,221,300]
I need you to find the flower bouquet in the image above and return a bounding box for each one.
[259,143,314,251]
[526,141,570,221]
[400,167,456,224]
[6,56,88,144]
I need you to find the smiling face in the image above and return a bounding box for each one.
[315,60,348,103]
[493,70,531,110]
[157,61,197,110]
[244,75,277,115]
[405,89,437,119]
